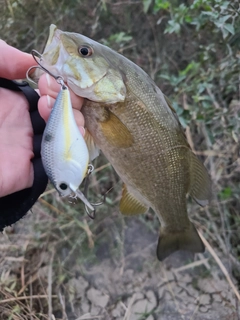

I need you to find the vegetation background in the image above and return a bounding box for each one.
[0,0,240,319]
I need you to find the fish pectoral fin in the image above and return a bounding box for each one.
[120,184,148,215]
[100,109,134,148]
[84,129,100,161]
[157,223,204,261]
[189,153,212,206]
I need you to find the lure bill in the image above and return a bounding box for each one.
[41,80,94,212]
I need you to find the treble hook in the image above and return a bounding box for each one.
[83,164,96,219]
[83,164,114,219]
[26,50,65,87]
[26,65,42,86]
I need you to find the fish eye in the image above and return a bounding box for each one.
[59,182,68,191]
[79,46,93,57]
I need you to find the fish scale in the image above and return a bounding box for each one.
[33,24,212,261]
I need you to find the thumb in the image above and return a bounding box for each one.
[38,73,85,134]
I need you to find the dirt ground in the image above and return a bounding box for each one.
[62,220,239,320]
[0,207,238,320]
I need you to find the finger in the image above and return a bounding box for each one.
[38,95,85,132]
[38,73,84,110]
[0,40,35,79]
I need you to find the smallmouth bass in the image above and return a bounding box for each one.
[33,24,211,260]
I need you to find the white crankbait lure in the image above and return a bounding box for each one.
[41,80,94,211]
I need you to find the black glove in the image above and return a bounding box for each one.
[0,78,48,230]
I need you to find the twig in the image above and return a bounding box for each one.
[206,87,220,109]
[48,250,55,319]
[0,295,58,304]
[75,314,104,320]
[93,162,111,173]
[122,293,137,320]
[40,188,56,198]
[83,219,95,249]
[173,258,209,272]
[58,290,68,320]
[38,198,64,215]
[198,230,240,302]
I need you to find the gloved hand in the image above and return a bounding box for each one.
[0,78,48,230]
[0,41,84,231]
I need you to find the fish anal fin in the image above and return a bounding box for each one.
[120,184,148,215]
[157,223,204,261]
[189,153,212,206]
[100,110,134,148]
[84,129,100,161]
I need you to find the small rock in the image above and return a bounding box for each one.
[146,315,154,320]
[87,287,109,308]
[197,278,216,294]
[129,291,157,319]
[123,269,134,283]
[145,290,157,309]
[81,297,90,313]
[200,294,211,305]
[179,273,192,284]
[172,284,182,295]
[67,277,89,299]
[164,290,173,301]
[213,294,222,303]
[158,285,165,298]
[90,305,102,316]
[112,301,124,318]
[199,305,210,313]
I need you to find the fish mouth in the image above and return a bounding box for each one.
[45,24,58,48]
[40,25,64,76]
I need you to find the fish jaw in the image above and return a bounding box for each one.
[38,25,126,103]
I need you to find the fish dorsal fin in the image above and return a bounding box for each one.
[189,153,212,206]
[120,184,149,215]
[84,129,100,161]
[100,110,134,148]
[164,94,176,114]
[163,95,191,146]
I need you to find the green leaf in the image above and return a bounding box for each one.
[164,20,181,34]
[108,32,132,44]
[223,23,235,35]
[179,61,200,76]
[153,0,170,12]
[219,187,232,200]
[185,15,192,23]
[143,0,152,13]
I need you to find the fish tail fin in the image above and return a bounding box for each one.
[157,223,204,261]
